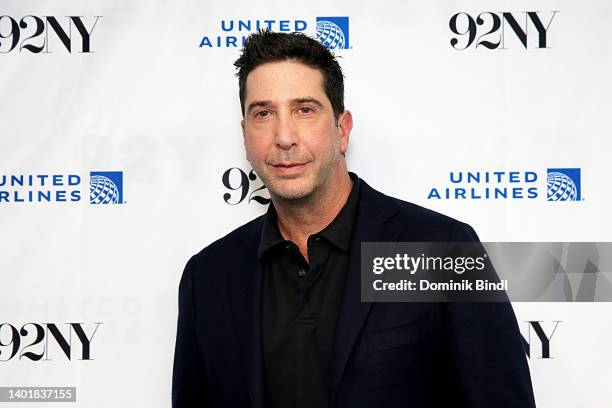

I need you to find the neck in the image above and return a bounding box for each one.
[272,171,353,259]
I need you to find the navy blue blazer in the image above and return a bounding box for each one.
[172,177,536,408]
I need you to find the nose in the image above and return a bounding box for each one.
[274,111,298,150]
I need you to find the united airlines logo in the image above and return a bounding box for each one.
[547,168,580,201]
[0,171,125,205]
[198,16,350,49]
[315,17,349,49]
[90,171,124,205]
[426,168,583,202]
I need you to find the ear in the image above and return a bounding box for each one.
[241,119,245,139]
[337,110,353,155]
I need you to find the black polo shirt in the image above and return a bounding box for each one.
[258,172,361,408]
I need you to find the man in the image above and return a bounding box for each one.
[172,30,536,408]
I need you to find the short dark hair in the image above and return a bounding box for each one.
[234,30,345,122]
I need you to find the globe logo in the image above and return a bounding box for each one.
[316,20,346,49]
[90,175,120,204]
[547,172,578,201]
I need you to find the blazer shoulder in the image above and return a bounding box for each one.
[379,192,479,242]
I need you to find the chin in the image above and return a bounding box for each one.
[268,179,315,201]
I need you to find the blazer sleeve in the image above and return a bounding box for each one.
[172,257,213,407]
[443,222,537,407]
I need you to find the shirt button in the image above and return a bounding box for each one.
[298,268,307,277]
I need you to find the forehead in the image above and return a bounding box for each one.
[244,60,327,103]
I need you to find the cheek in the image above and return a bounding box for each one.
[309,129,341,157]
[244,134,267,159]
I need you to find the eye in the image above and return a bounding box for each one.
[254,110,270,119]
[297,106,314,114]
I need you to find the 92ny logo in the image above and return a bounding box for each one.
[0,322,102,361]
[522,321,560,359]
[449,11,559,50]
[0,15,101,53]
[222,167,270,206]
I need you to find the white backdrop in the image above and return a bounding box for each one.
[1,0,611,406]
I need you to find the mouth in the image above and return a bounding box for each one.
[270,162,309,176]
[273,162,308,168]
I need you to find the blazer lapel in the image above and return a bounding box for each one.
[329,180,400,408]
[230,219,265,408]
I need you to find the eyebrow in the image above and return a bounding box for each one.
[293,97,324,108]
[246,97,324,114]
[246,100,273,114]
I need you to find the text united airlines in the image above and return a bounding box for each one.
[427,170,539,200]
[199,19,308,48]
[0,174,81,202]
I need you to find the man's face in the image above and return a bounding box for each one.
[241,60,352,201]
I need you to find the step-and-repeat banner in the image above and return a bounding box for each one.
[1,0,611,406]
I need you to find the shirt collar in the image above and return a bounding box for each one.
[258,172,361,259]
